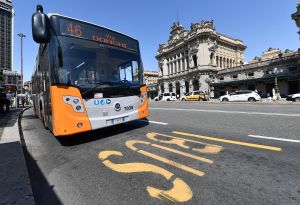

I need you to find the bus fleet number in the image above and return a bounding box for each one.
[124,106,133,111]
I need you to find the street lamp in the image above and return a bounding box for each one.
[272,67,283,100]
[18,33,26,94]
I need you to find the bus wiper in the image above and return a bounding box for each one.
[81,81,121,96]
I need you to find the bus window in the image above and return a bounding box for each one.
[119,61,136,82]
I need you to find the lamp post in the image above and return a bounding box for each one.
[272,67,283,100]
[18,33,26,94]
[292,3,300,36]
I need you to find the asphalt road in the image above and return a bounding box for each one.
[21,101,300,205]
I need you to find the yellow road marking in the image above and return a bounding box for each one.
[126,139,213,163]
[98,150,193,202]
[126,140,205,177]
[151,143,213,164]
[148,132,223,154]
[173,131,282,152]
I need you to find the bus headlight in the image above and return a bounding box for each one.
[63,96,84,113]
[73,99,79,104]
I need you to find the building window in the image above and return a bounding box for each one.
[289,67,297,72]
[266,70,272,75]
[232,75,238,79]
[168,83,173,92]
[161,85,164,93]
[219,77,224,81]
[192,55,197,67]
[248,72,254,77]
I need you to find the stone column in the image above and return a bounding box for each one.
[180,80,185,97]
[199,74,209,92]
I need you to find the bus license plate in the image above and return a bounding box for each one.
[111,117,126,124]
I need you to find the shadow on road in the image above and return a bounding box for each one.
[23,149,63,205]
[19,108,63,205]
[57,119,149,147]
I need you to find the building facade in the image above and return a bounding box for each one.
[2,69,21,93]
[0,0,14,73]
[144,70,159,99]
[24,81,32,94]
[156,20,246,98]
[213,48,300,98]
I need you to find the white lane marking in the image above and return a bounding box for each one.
[140,120,168,125]
[248,135,300,143]
[150,107,300,117]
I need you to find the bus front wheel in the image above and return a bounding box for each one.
[40,104,48,130]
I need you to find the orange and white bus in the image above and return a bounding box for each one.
[31,5,148,137]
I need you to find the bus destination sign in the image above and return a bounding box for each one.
[59,18,139,51]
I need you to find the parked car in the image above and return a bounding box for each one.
[219,90,261,102]
[286,93,300,102]
[180,92,191,101]
[183,90,209,101]
[154,92,177,101]
[154,94,163,101]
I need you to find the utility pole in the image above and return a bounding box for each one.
[18,33,25,94]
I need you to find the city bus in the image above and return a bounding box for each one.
[31,5,148,137]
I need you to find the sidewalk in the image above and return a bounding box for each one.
[0,108,35,205]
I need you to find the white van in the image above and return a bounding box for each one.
[161,92,177,101]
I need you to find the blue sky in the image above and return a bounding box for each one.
[13,0,299,82]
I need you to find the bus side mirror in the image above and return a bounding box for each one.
[32,5,50,43]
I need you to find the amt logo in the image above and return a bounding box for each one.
[94,99,106,106]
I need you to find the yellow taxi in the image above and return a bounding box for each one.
[185,90,209,101]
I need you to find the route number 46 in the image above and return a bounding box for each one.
[67,23,82,37]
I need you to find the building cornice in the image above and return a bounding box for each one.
[217,53,299,75]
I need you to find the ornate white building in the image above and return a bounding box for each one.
[156,20,246,97]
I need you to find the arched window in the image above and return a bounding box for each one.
[230,59,232,68]
[220,57,222,68]
[185,81,189,93]
[192,55,198,67]
[168,83,173,92]
[160,85,164,93]
[216,56,219,67]
[192,79,199,91]
[227,58,229,68]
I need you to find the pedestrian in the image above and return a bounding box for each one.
[0,91,5,113]
[21,97,25,107]
[6,91,12,108]
[4,94,9,112]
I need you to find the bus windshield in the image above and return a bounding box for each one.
[57,36,141,88]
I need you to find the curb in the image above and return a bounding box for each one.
[18,107,36,205]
